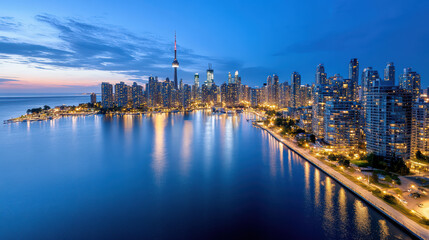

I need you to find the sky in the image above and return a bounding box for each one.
[0,0,428,93]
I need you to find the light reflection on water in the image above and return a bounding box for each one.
[152,113,167,184]
[181,120,193,177]
[0,109,414,240]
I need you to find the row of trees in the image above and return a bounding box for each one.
[327,153,409,175]
[364,153,410,175]
[26,105,50,114]
[327,154,350,167]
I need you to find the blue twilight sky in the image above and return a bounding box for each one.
[0,0,428,93]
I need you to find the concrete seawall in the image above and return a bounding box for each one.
[256,124,429,240]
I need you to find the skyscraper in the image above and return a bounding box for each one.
[115,82,128,107]
[362,67,380,93]
[147,76,158,107]
[182,84,192,108]
[161,79,172,108]
[206,64,214,88]
[273,74,279,105]
[250,88,260,107]
[349,58,359,101]
[267,75,272,104]
[132,82,143,108]
[90,93,97,104]
[291,72,301,108]
[101,82,113,108]
[324,100,359,149]
[384,62,395,86]
[365,80,413,161]
[228,72,232,84]
[412,98,429,156]
[316,64,327,85]
[194,73,199,88]
[400,67,421,102]
[312,64,328,137]
[172,33,179,90]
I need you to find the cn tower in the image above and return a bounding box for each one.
[172,32,179,90]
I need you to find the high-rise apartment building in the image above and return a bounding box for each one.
[90,93,97,104]
[316,64,327,85]
[101,82,113,108]
[291,72,301,108]
[273,74,279,105]
[384,62,395,86]
[399,67,421,102]
[115,82,128,107]
[412,98,429,156]
[324,100,359,149]
[365,80,413,161]
[132,82,143,108]
[348,58,359,101]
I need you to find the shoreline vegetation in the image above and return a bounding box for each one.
[250,110,429,240]
[3,102,214,124]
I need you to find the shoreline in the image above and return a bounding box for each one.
[3,109,206,124]
[255,123,428,240]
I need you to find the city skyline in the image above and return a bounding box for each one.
[2,1,429,239]
[0,0,428,93]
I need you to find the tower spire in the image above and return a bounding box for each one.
[172,32,179,90]
[174,32,177,59]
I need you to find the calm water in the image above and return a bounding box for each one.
[0,96,415,239]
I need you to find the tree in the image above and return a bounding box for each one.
[309,134,316,143]
[328,154,347,162]
[293,129,305,135]
[416,150,429,162]
[27,107,42,114]
[365,153,388,169]
[388,158,410,176]
[339,159,350,167]
[370,171,379,183]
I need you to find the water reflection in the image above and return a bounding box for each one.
[151,114,167,184]
[279,144,284,177]
[338,188,348,238]
[0,110,414,240]
[180,120,193,176]
[354,199,370,236]
[123,115,134,132]
[323,177,335,237]
[287,150,292,178]
[378,220,390,239]
[314,168,320,207]
[269,132,277,177]
[304,161,310,205]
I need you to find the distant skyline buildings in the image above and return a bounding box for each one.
[99,52,429,164]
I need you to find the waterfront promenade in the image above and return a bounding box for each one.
[255,122,429,240]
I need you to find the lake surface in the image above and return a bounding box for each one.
[0,96,415,239]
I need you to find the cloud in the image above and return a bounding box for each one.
[0,14,237,84]
[0,17,21,31]
[0,78,19,84]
